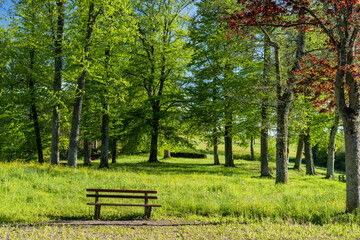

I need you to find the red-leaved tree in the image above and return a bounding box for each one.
[231,0,360,213]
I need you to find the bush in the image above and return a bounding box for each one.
[170,152,207,159]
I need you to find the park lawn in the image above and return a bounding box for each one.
[0,154,351,225]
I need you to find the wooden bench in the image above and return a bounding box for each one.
[86,189,161,219]
[339,175,346,182]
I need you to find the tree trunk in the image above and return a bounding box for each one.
[326,112,340,179]
[99,46,111,169]
[51,0,64,166]
[269,13,305,183]
[250,136,255,160]
[224,118,235,167]
[275,92,292,184]
[304,127,316,175]
[148,107,160,163]
[213,133,220,165]
[260,39,271,177]
[83,139,92,166]
[294,132,304,171]
[99,102,110,168]
[163,150,171,159]
[67,2,97,167]
[111,138,117,164]
[28,49,44,163]
[342,115,360,213]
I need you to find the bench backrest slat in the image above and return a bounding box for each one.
[86,194,157,199]
[86,189,157,194]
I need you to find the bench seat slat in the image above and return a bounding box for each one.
[87,189,157,194]
[86,194,157,199]
[87,203,161,207]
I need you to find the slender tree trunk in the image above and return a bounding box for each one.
[99,102,110,168]
[304,127,316,175]
[99,47,111,169]
[28,49,44,163]
[67,2,97,167]
[51,0,64,165]
[286,133,290,166]
[250,136,255,160]
[260,39,271,177]
[224,112,234,167]
[326,112,340,179]
[294,132,304,171]
[213,132,220,165]
[111,137,117,164]
[83,139,92,166]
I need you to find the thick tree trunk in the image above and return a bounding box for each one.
[83,139,92,166]
[326,112,340,179]
[51,0,64,165]
[67,2,96,167]
[28,49,44,163]
[334,31,360,212]
[99,102,110,168]
[304,127,316,175]
[275,92,292,184]
[250,136,255,160]
[294,132,304,171]
[148,110,160,163]
[213,134,220,165]
[224,119,235,167]
[270,14,305,183]
[260,39,271,177]
[342,116,360,213]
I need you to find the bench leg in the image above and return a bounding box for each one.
[145,206,152,219]
[95,205,101,220]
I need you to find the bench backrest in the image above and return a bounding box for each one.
[86,189,158,203]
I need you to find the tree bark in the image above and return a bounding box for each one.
[99,101,110,168]
[51,0,64,165]
[275,92,292,183]
[304,127,316,175]
[148,104,160,163]
[99,46,111,169]
[294,132,304,171]
[326,112,340,179]
[224,109,234,167]
[260,39,271,177]
[267,12,305,183]
[83,139,92,166]
[67,2,97,167]
[213,133,220,165]
[250,136,255,160]
[163,150,171,159]
[111,137,117,164]
[28,49,44,163]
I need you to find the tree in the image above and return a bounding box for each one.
[67,0,101,167]
[130,0,193,163]
[51,0,65,165]
[232,0,360,212]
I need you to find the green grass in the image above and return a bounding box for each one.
[0,154,352,225]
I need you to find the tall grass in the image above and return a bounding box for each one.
[0,154,352,225]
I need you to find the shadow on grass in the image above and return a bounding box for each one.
[70,159,262,177]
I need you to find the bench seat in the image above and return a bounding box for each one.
[86,189,161,219]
